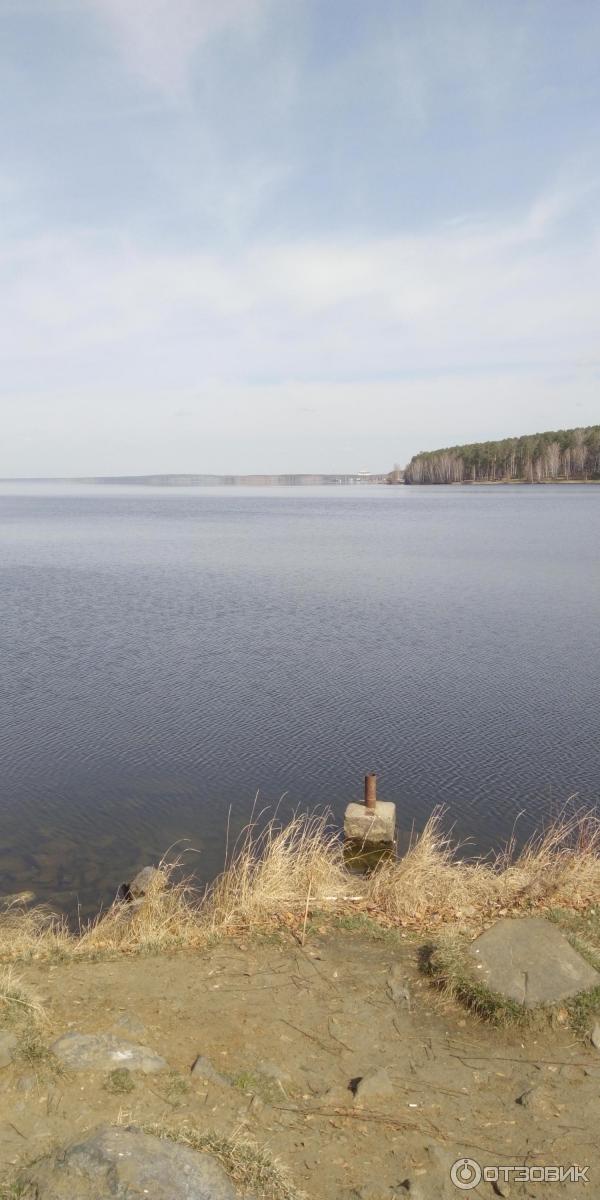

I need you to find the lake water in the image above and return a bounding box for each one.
[1,482,599,914]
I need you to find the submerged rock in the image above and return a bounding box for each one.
[117,865,166,904]
[469,917,600,1007]
[24,1124,237,1199]
[128,865,166,898]
[51,1032,167,1073]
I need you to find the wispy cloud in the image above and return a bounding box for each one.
[92,0,267,97]
[1,183,597,386]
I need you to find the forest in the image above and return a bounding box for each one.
[403,425,600,484]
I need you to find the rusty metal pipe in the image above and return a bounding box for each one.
[364,773,377,809]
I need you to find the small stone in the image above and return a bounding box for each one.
[387,965,411,1009]
[353,1066,394,1104]
[190,1054,230,1086]
[515,1085,550,1114]
[491,1179,511,1196]
[51,1032,167,1073]
[591,1022,600,1050]
[0,1031,17,1068]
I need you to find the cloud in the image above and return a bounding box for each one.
[92,0,266,96]
[1,181,597,393]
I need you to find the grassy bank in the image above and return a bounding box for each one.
[1,807,599,963]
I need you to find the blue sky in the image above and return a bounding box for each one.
[1,0,599,474]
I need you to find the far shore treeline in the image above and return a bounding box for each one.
[400,424,600,485]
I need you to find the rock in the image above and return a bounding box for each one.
[0,1030,17,1068]
[516,1085,552,1114]
[352,1067,394,1104]
[396,1143,459,1199]
[51,1032,167,1073]
[113,1013,146,1038]
[24,1124,238,1199]
[591,1022,600,1050]
[190,1054,230,1086]
[469,917,600,1007]
[387,965,412,1010]
[128,866,166,899]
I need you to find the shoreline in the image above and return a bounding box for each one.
[0,809,599,1197]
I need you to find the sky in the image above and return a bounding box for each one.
[1,0,599,475]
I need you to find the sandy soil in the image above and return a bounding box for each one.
[3,927,599,1198]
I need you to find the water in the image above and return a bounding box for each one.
[1,482,598,914]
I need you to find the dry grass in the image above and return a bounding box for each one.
[78,858,207,956]
[0,965,46,1025]
[366,806,600,929]
[0,806,598,961]
[0,897,70,963]
[140,1122,304,1200]
[202,809,354,937]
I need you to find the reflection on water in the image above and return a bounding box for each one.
[0,483,599,916]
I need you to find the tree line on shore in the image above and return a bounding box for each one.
[401,424,600,484]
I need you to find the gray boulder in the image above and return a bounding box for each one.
[51,1032,167,1073]
[24,1124,237,1199]
[469,917,600,1007]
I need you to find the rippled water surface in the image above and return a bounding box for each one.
[1,482,598,913]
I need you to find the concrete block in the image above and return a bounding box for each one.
[344,801,396,846]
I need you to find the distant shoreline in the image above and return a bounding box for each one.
[0,473,388,487]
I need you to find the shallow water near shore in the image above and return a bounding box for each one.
[0,482,599,915]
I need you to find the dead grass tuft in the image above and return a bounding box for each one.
[141,1122,303,1200]
[0,806,598,960]
[365,806,600,930]
[203,810,353,936]
[0,966,46,1026]
[78,857,207,956]
[0,897,70,963]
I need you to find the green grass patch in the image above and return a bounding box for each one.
[15,1029,63,1079]
[104,1067,135,1095]
[231,1069,284,1103]
[155,1071,191,1107]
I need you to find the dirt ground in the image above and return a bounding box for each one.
[3,926,599,1198]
